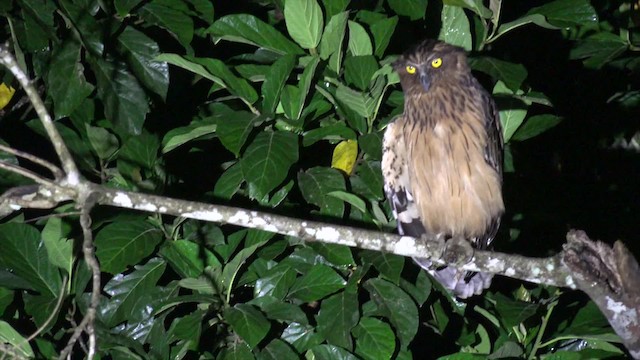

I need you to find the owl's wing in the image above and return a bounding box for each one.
[381,119,426,239]
[482,91,504,178]
[477,85,504,250]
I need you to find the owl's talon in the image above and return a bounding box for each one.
[443,236,474,266]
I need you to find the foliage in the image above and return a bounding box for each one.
[0,0,638,358]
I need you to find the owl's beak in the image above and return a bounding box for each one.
[419,71,431,92]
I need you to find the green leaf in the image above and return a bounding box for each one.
[217,110,260,156]
[15,0,56,52]
[41,217,73,273]
[262,55,296,114]
[359,251,404,284]
[321,0,349,19]
[47,41,94,118]
[526,0,597,28]
[95,220,163,274]
[494,81,527,143]
[387,0,427,20]
[439,5,472,51]
[556,301,617,338]
[222,233,270,291]
[499,107,527,143]
[511,114,562,141]
[161,118,216,153]
[188,0,214,24]
[118,131,160,170]
[138,0,194,48]
[285,56,320,120]
[399,270,432,306]
[190,57,259,104]
[309,344,358,360]
[327,190,367,214]
[0,321,34,358]
[86,124,119,160]
[115,0,144,16]
[281,322,322,352]
[91,57,150,136]
[255,296,308,324]
[364,278,418,347]
[0,223,61,297]
[225,304,271,349]
[308,243,355,267]
[347,21,372,56]
[443,0,492,18]
[370,16,398,57]
[168,310,205,344]
[23,294,59,332]
[494,14,561,40]
[220,342,254,359]
[470,57,528,92]
[351,159,383,200]
[352,317,396,360]
[214,162,244,200]
[288,264,346,302]
[492,294,540,330]
[159,240,221,278]
[302,123,357,146]
[208,14,304,55]
[241,131,299,200]
[156,53,219,82]
[320,11,349,66]
[284,0,324,49]
[103,258,166,326]
[569,32,628,69]
[236,64,270,82]
[255,265,297,300]
[116,26,170,99]
[298,167,347,217]
[336,84,375,118]
[260,338,299,360]
[316,289,359,350]
[0,288,13,315]
[344,55,379,90]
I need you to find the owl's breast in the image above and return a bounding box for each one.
[405,113,503,239]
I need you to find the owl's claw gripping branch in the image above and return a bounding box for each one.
[443,236,475,266]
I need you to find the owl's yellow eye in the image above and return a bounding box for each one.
[405,65,416,74]
[431,58,443,68]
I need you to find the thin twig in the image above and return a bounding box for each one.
[0,143,64,180]
[25,276,68,342]
[58,188,101,360]
[0,43,80,184]
[0,161,60,188]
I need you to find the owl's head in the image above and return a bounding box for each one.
[393,39,470,96]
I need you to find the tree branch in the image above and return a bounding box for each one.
[58,188,101,360]
[0,143,64,180]
[0,42,79,185]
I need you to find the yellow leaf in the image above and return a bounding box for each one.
[331,140,358,175]
[0,83,15,110]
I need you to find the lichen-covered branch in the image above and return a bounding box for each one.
[98,187,576,288]
[563,230,640,358]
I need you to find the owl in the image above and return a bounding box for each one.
[382,39,504,298]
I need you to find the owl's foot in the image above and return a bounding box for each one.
[443,236,474,266]
[412,233,447,270]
